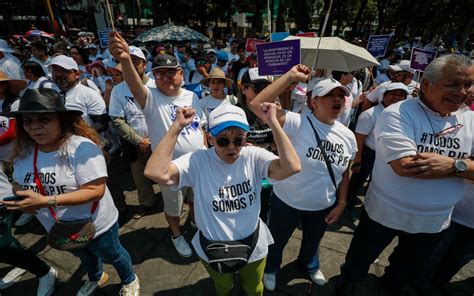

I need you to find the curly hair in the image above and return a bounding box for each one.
[12,112,105,161]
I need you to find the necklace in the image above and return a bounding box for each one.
[417,99,463,138]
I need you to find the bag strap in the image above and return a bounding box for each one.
[33,145,98,222]
[306,116,338,192]
[188,70,196,84]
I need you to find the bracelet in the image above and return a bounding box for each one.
[47,195,57,208]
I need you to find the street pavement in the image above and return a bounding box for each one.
[1,164,473,296]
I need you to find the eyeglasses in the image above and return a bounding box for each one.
[154,70,178,80]
[215,137,245,147]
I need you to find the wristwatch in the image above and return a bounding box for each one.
[453,159,467,174]
[47,195,57,208]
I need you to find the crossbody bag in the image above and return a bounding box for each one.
[199,221,260,274]
[33,145,98,250]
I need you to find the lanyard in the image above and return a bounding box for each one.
[33,145,98,221]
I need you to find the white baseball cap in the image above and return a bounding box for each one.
[50,55,79,71]
[129,46,146,62]
[382,82,409,95]
[389,60,415,74]
[311,78,350,99]
[208,104,249,137]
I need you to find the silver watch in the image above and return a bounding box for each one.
[454,159,467,174]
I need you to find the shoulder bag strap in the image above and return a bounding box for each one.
[306,116,338,193]
[33,145,98,222]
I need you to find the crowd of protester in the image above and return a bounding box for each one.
[0,27,472,296]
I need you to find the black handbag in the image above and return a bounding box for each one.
[199,221,260,274]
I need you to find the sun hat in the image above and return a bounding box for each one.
[208,104,249,137]
[381,82,409,97]
[151,54,180,70]
[311,78,350,99]
[200,68,233,88]
[0,71,27,94]
[50,55,79,71]
[1,88,82,117]
[85,60,106,74]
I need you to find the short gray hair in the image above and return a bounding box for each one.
[422,54,472,84]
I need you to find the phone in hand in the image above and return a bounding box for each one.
[2,196,24,202]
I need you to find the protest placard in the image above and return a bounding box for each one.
[410,47,437,72]
[256,39,300,76]
[245,38,266,52]
[98,28,113,48]
[271,32,290,42]
[367,34,391,58]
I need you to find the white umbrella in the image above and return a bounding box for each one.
[284,36,379,72]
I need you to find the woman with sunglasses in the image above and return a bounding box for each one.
[144,103,301,296]
[2,88,140,296]
[249,65,357,291]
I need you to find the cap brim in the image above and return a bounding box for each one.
[50,63,78,71]
[1,109,83,118]
[209,121,249,137]
[150,64,180,71]
[313,85,351,98]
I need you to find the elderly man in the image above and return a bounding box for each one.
[337,54,474,296]
[108,46,158,219]
[109,31,206,258]
[50,55,108,132]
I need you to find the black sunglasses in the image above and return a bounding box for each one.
[215,137,245,147]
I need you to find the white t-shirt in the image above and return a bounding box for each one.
[273,110,357,211]
[172,146,277,263]
[365,98,474,233]
[108,79,156,138]
[0,99,19,161]
[406,80,419,96]
[143,87,206,158]
[64,83,107,126]
[355,104,384,150]
[199,94,237,118]
[13,135,118,237]
[186,70,205,85]
[337,93,354,127]
[452,181,474,228]
[27,76,60,93]
[29,56,52,77]
[226,52,240,64]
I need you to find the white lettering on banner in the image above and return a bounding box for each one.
[262,46,295,67]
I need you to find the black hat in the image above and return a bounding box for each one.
[1,88,82,117]
[151,54,180,70]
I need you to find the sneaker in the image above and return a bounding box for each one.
[263,273,276,291]
[0,268,27,289]
[37,267,57,296]
[15,213,34,227]
[120,275,140,296]
[171,235,192,257]
[76,272,109,296]
[309,269,327,286]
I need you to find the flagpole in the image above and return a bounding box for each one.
[311,0,333,71]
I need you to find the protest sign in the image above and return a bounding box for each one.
[367,34,391,58]
[271,32,290,42]
[296,32,316,37]
[256,39,300,76]
[98,28,113,48]
[246,38,266,52]
[410,47,437,72]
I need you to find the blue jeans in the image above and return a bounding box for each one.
[265,193,332,274]
[70,222,135,284]
[340,208,444,291]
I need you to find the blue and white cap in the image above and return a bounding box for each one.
[208,104,249,137]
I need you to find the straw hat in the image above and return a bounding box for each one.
[0,71,27,95]
[200,68,234,88]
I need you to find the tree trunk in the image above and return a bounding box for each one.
[376,0,389,34]
[351,0,368,36]
[334,0,344,36]
[294,0,310,32]
[275,0,286,32]
[252,0,263,33]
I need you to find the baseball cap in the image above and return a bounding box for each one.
[311,78,350,99]
[50,55,79,71]
[216,50,228,61]
[129,46,146,62]
[206,48,217,54]
[389,60,415,74]
[241,68,272,93]
[208,104,250,137]
[151,54,180,70]
[382,82,409,96]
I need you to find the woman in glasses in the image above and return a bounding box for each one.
[248,65,357,291]
[144,103,301,296]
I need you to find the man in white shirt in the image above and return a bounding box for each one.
[109,46,158,219]
[337,54,474,296]
[50,55,108,132]
[109,31,207,258]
